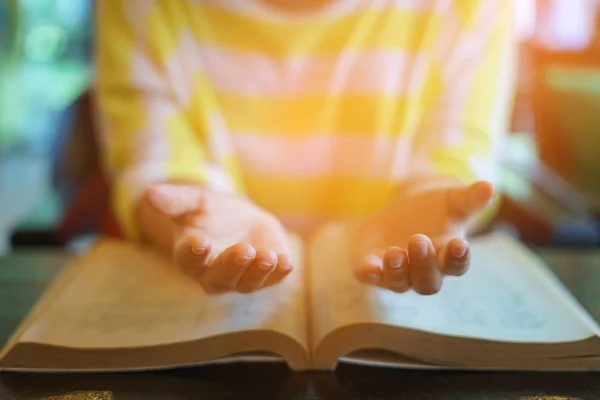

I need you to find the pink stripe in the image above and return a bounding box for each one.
[232,135,412,179]
[200,48,427,97]
[159,35,427,99]
[124,0,158,35]
[367,0,442,13]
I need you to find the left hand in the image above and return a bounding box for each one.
[353,180,495,295]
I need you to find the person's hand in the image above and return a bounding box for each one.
[353,180,495,295]
[141,184,293,294]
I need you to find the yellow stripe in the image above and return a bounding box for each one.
[183,73,221,141]
[224,154,247,194]
[142,2,194,62]
[244,175,396,216]
[96,1,147,172]
[218,93,419,136]
[460,9,512,139]
[165,109,208,165]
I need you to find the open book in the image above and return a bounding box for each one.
[1,224,600,372]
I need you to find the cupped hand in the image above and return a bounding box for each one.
[353,180,495,295]
[143,184,293,294]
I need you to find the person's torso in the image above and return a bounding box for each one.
[150,0,450,231]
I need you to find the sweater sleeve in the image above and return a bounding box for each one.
[94,0,239,240]
[410,0,517,223]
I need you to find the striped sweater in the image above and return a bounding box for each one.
[95,0,516,238]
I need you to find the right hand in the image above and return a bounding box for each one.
[352,180,494,295]
[139,184,294,294]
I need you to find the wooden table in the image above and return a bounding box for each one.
[1,248,599,400]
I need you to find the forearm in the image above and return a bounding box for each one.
[96,0,219,250]
[402,2,514,235]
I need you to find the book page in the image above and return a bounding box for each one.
[309,223,599,348]
[18,236,308,350]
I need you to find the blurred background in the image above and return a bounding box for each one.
[2,0,600,253]
[0,0,92,252]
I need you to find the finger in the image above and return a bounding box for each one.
[143,184,205,218]
[202,243,255,294]
[383,247,410,293]
[408,234,442,295]
[354,253,384,286]
[440,237,471,276]
[237,249,277,293]
[446,181,495,221]
[264,253,293,287]
[173,227,212,280]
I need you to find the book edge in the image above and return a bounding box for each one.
[0,239,121,363]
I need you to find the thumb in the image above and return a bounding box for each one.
[446,181,495,221]
[144,184,205,218]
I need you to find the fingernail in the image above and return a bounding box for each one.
[276,255,292,271]
[409,241,429,260]
[259,261,273,270]
[363,254,382,267]
[234,255,252,266]
[451,244,467,258]
[389,255,405,269]
[278,262,292,272]
[368,273,382,284]
[190,246,207,255]
[391,284,410,293]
